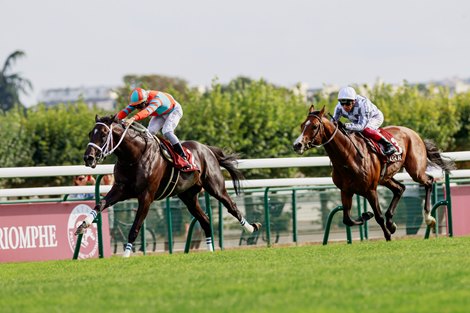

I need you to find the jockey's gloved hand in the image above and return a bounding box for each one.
[344,123,353,130]
[122,117,135,127]
[336,120,345,129]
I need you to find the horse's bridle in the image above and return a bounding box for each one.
[304,113,339,148]
[87,122,133,163]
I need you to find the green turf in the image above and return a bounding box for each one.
[1,237,470,313]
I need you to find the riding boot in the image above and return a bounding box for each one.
[379,138,397,156]
[172,142,188,160]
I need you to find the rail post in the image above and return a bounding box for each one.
[263,187,272,247]
[292,190,298,243]
[165,197,173,254]
[322,206,352,245]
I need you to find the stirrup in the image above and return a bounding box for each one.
[384,147,396,155]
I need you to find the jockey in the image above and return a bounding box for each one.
[331,86,397,156]
[117,87,189,162]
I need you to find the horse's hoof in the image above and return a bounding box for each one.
[426,218,436,229]
[252,222,262,232]
[123,250,131,258]
[74,221,87,236]
[362,212,374,221]
[344,218,362,226]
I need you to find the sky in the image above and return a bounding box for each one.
[1,0,469,106]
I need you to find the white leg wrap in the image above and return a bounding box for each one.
[240,217,254,233]
[205,237,214,252]
[84,210,97,226]
[123,243,132,258]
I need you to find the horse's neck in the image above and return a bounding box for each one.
[323,125,363,167]
[113,128,155,164]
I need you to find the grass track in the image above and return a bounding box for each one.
[1,237,470,313]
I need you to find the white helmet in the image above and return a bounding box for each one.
[338,87,357,100]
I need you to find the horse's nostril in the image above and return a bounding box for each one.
[84,154,94,163]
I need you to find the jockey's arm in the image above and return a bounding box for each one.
[345,118,367,132]
[117,105,136,120]
[133,100,161,121]
[330,103,342,122]
[345,101,370,132]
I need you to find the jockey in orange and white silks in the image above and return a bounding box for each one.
[331,86,397,156]
[117,87,188,161]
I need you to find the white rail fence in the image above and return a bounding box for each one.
[1,152,470,198]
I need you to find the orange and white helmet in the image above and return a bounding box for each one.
[129,87,149,106]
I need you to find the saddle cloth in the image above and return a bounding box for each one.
[363,129,403,163]
[155,136,199,172]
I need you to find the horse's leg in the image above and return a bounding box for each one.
[203,183,261,233]
[422,181,436,229]
[382,178,406,234]
[404,162,436,229]
[123,193,153,258]
[341,191,367,226]
[365,190,392,241]
[178,186,214,252]
[75,184,128,235]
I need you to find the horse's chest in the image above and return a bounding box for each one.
[333,166,371,190]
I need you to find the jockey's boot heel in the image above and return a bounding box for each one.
[172,143,191,170]
[172,142,188,160]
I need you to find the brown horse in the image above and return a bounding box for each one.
[75,115,261,256]
[293,105,455,241]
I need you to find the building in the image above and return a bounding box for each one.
[39,86,118,111]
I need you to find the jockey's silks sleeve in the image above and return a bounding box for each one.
[133,102,159,121]
[117,105,136,119]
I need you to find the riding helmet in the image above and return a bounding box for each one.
[338,86,357,100]
[129,87,149,106]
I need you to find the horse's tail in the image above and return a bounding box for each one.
[208,146,244,195]
[424,139,456,174]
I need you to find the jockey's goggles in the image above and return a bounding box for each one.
[339,99,354,106]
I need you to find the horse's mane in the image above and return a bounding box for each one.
[96,115,118,125]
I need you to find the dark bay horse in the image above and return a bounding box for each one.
[75,115,261,256]
[293,105,455,241]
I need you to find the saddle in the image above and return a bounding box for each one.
[154,135,199,172]
[359,129,403,163]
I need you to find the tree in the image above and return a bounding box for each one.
[0,50,33,111]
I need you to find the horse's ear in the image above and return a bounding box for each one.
[112,114,118,123]
[320,106,325,116]
[95,114,100,122]
[309,105,315,114]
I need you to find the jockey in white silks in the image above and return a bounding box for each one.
[331,86,397,156]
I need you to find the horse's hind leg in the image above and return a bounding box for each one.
[365,190,392,241]
[203,183,261,233]
[382,178,406,234]
[178,186,215,252]
[422,182,436,229]
[405,164,436,229]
